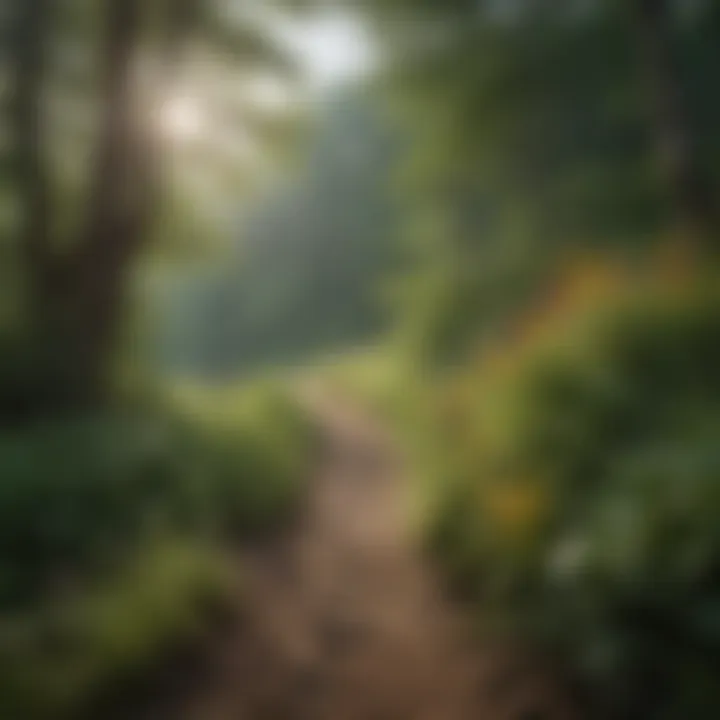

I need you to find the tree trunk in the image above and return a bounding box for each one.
[8,0,196,414]
[9,0,57,317]
[635,0,718,251]
[46,0,154,409]
[54,0,197,409]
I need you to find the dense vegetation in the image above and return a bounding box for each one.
[417,273,720,717]
[352,2,720,718]
[0,383,315,718]
[2,0,720,718]
[0,1,316,715]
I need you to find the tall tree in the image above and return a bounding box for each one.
[635,0,718,247]
[9,0,55,320]
[3,0,297,413]
[358,0,720,363]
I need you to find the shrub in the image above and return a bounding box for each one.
[0,378,315,717]
[424,278,720,718]
[0,413,193,608]
[0,540,233,719]
[0,381,315,607]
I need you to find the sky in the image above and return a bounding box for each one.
[276,10,376,90]
[226,0,376,92]
[162,5,376,149]
[159,3,377,205]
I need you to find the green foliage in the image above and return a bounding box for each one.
[0,381,314,607]
[0,412,191,608]
[372,0,720,369]
[422,280,720,717]
[352,2,720,715]
[0,375,315,716]
[167,381,317,535]
[0,540,234,719]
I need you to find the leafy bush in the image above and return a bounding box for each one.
[424,278,720,718]
[0,413,193,608]
[0,378,315,717]
[0,541,233,719]
[0,381,314,607]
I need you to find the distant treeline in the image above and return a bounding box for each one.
[157,90,402,377]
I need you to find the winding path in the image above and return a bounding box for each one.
[137,397,577,720]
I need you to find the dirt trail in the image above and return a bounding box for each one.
[142,397,577,720]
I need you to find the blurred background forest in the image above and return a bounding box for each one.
[1,1,719,719]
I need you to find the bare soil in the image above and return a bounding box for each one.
[127,398,578,720]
